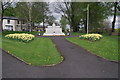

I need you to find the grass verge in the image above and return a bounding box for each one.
[2,37,63,66]
[66,35,118,61]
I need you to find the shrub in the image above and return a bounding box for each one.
[79,34,103,41]
[5,33,35,42]
[115,28,120,33]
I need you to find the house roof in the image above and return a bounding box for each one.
[3,16,25,20]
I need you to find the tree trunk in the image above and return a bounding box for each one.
[0,2,3,32]
[42,2,45,31]
[71,2,77,32]
[111,2,118,33]
[71,15,77,32]
[73,26,78,32]
[72,19,78,32]
[83,19,87,33]
[28,2,32,32]
[43,16,45,31]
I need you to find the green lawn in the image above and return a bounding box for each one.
[70,32,85,36]
[2,36,63,66]
[66,35,119,61]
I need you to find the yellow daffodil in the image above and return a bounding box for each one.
[79,33,103,41]
[5,33,35,42]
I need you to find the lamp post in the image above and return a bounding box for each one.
[87,4,89,34]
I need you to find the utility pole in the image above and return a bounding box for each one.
[87,4,89,34]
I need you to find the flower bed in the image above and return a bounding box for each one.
[5,33,35,42]
[79,34,103,41]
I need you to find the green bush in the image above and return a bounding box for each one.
[115,28,120,33]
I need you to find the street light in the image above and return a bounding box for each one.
[87,4,89,34]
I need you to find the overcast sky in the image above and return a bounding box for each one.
[48,2,62,21]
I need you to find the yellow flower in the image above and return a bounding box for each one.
[80,33,102,41]
[5,33,35,42]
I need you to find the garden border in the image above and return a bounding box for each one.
[2,37,64,67]
[65,38,118,63]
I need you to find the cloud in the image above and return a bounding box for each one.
[49,2,62,21]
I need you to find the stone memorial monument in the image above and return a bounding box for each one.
[43,23,65,36]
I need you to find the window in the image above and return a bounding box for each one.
[5,25,13,31]
[17,20,19,24]
[7,20,10,24]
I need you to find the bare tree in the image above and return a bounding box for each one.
[111,2,119,33]
[53,1,72,24]
[53,1,82,32]
[0,0,13,32]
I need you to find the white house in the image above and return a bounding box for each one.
[2,16,27,31]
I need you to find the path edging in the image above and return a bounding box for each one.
[65,38,118,63]
[2,49,64,67]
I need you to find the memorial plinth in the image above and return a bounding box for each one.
[43,23,65,36]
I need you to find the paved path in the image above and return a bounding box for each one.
[2,37,118,78]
